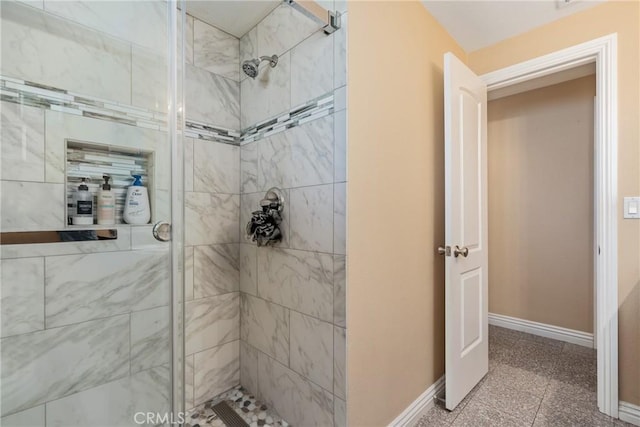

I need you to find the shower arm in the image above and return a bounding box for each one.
[284,0,341,35]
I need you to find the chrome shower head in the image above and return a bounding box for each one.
[242,55,278,79]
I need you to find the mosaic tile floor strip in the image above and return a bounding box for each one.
[186,386,289,427]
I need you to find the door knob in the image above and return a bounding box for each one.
[453,245,469,258]
[438,246,451,256]
[152,221,171,242]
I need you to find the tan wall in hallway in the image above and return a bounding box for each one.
[488,76,596,333]
[346,1,465,424]
[470,0,640,406]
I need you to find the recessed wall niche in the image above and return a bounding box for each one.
[65,140,154,225]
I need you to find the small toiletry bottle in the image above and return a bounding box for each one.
[72,178,94,225]
[97,175,116,225]
[123,174,151,225]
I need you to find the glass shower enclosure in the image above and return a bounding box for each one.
[0,0,185,425]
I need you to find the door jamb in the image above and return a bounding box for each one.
[478,34,618,418]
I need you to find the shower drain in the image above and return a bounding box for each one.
[211,401,249,427]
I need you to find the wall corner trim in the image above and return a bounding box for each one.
[619,401,640,426]
[388,375,445,427]
[488,313,594,348]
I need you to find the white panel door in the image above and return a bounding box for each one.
[443,52,489,411]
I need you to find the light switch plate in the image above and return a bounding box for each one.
[623,197,640,219]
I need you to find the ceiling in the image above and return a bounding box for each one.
[186,1,280,38]
[421,0,604,52]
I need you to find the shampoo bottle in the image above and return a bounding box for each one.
[123,174,150,225]
[97,175,116,225]
[72,178,94,225]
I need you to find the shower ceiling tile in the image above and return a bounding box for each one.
[257,248,333,322]
[257,3,319,58]
[0,315,129,416]
[291,31,334,107]
[194,19,240,82]
[45,250,170,328]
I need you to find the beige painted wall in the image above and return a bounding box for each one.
[346,1,466,424]
[468,0,640,406]
[488,75,596,333]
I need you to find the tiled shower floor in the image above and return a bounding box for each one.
[185,386,288,427]
[415,325,633,426]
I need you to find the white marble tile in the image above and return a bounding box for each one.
[0,405,44,427]
[333,182,346,255]
[0,181,65,231]
[290,311,333,392]
[130,306,170,374]
[186,64,240,130]
[257,352,334,427]
[185,14,195,65]
[334,85,347,112]
[240,294,289,365]
[43,1,168,52]
[334,13,347,89]
[186,353,195,410]
[131,45,168,112]
[333,326,346,400]
[334,397,347,427]
[289,184,334,253]
[333,255,346,328]
[44,109,166,184]
[0,258,44,338]
[194,141,240,194]
[240,141,258,193]
[185,292,239,355]
[185,246,194,301]
[45,249,170,327]
[257,3,319,57]
[291,30,334,107]
[239,26,257,81]
[336,0,348,13]
[240,244,258,295]
[185,137,195,192]
[185,192,240,246]
[0,226,131,259]
[15,0,44,9]
[194,19,240,81]
[194,340,240,405]
[334,110,347,184]
[44,365,170,427]
[0,315,129,416]
[257,248,333,322]
[240,340,259,395]
[1,101,45,182]
[240,52,290,129]
[259,115,333,190]
[194,244,240,298]
[1,2,131,104]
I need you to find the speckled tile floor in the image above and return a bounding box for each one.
[414,326,634,427]
[185,386,288,427]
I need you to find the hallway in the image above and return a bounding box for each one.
[416,326,632,426]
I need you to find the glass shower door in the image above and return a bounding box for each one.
[0,1,184,425]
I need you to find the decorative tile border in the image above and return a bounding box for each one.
[1,75,334,146]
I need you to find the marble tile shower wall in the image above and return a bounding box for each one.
[238,3,348,427]
[0,2,240,426]
[183,14,243,411]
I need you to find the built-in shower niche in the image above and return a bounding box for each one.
[65,140,155,226]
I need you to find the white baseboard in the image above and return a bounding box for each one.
[620,401,640,426]
[489,313,594,348]
[388,375,445,426]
